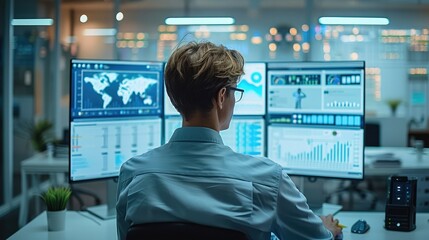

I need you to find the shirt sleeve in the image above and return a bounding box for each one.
[271,171,333,240]
[116,178,131,240]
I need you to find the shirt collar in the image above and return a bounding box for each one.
[169,127,224,145]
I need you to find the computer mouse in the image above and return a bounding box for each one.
[351,219,370,234]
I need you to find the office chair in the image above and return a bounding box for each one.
[126,222,248,240]
[365,122,381,147]
[69,184,102,210]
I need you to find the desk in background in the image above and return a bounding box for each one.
[364,147,429,176]
[408,130,429,148]
[10,211,429,240]
[19,153,68,227]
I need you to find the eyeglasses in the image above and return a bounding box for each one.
[227,86,244,102]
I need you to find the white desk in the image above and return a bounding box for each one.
[10,211,429,240]
[336,211,429,240]
[365,147,429,176]
[19,153,68,227]
[9,211,116,240]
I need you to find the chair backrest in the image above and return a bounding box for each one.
[365,123,381,147]
[126,222,248,240]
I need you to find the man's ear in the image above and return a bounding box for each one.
[216,87,227,110]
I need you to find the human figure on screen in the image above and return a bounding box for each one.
[293,88,306,109]
[116,41,342,240]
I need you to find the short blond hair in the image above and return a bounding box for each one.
[165,41,244,119]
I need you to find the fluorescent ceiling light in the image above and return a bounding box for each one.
[116,12,124,21]
[83,28,117,36]
[319,17,389,25]
[12,18,53,26]
[80,14,88,23]
[187,26,236,32]
[165,17,235,25]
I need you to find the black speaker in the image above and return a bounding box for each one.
[385,176,417,231]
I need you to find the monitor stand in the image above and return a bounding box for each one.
[86,179,117,220]
[298,177,342,216]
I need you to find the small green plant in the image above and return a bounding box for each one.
[41,186,72,211]
[31,120,54,152]
[386,99,402,116]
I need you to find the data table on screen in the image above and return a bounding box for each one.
[70,118,162,181]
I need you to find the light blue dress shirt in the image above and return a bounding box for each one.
[116,127,333,240]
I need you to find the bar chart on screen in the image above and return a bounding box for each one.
[268,126,364,178]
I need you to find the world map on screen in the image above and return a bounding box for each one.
[82,71,159,110]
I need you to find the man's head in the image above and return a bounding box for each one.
[164,41,244,122]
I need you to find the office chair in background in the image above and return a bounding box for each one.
[126,222,248,240]
[365,123,381,147]
[69,185,102,210]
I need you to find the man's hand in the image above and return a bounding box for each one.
[320,214,342,238]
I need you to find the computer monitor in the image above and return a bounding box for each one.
[163,62,266,156]
[234,62,266,115]
[164,62,266,116]
[165,115,265,156]
[266,61,365,180]
[69,59,164,218]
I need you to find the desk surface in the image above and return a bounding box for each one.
[336,211,429,240]
[10,211,429,240]
[10,211,117,240]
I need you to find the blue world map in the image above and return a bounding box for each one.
[82,71,159,110]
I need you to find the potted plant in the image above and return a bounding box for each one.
[31,119,54,152]
[41,186,72,231]
[386,99,402,117]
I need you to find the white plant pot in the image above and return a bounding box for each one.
[46,209,66,231]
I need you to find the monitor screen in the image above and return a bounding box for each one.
[234,62,266,115]
[69,59,164,182]
[266,61,365,179]
[70,118,162,181]
[70,60,163,118]
[220,117,265,156]
[164,116,265,156]
[164,62,266,116]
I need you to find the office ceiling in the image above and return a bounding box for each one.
[58,0,429,10]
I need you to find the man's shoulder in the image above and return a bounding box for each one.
[228,152,283,185]
[119,145,165,175]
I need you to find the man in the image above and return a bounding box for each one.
[293,88,306,109]
[116,41,342,240]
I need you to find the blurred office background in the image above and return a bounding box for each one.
[2,0,429,238]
